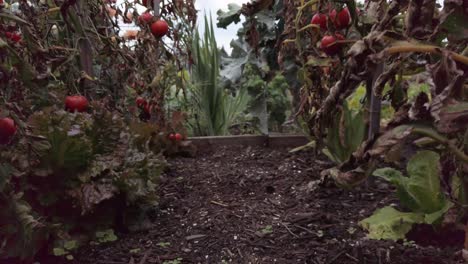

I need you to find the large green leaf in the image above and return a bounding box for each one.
[216,3,242,29]
[323,102,365,164]
[359,206,424,241]
[374,151,446,214]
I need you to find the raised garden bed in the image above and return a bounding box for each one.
[38,145,463,264]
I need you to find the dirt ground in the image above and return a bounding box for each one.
[39,145,463,264]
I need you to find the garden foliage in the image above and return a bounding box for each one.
[0,0,196,260]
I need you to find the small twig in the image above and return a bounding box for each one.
[138,251,150,264]
[345,253,359,262]
[326,250,346,264]
[293,224,315,234]
[281,222,299,238]
[210,200,229,207]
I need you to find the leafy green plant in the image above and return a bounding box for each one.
[360,151,453,240]
[190,14,249,136]
[323,102,365,164]
[0,106,166,260]
[95,229,118,244]
[260,225,273,235]
[267,74,292,132]
[163,258,183,264]
[270,0,467,253]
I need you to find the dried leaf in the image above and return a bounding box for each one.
[68,183,117,215]
[368,125,413,158]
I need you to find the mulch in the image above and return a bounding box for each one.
[36,145,463,264]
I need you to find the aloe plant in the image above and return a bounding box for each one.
[190,14,249,136]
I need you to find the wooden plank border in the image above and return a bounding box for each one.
[188,134,309,148]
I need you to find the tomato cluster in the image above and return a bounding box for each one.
[168,133,182,142]
[136,96,152,116]
[310,7,353,56]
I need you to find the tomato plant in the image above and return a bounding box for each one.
[275,0,468,254]
[0,0,196,261]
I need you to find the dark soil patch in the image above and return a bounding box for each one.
[37,146,462,264]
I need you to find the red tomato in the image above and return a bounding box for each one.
[5,32,21,43]
[138,12,153,24]
[0,117,17,145]
[174,133,182,141]
[329,7,351,29]
[320,34,344,56]
[136,97,147,107]
[168,133,176,140]
[143,104,151,114]
[65,95,88,113]
[151,20,169,38]
[311,13,327,30]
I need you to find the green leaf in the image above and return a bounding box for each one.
[373,151,446,214]
[359,206,424,241]
[323,102,365,164]
[216,3,242,29]
[95,229,118,243]
[424,200,453,224]
[406,151,445,213]
[53,247,67,256]
[64,240,78,251]
[0,12,30,25]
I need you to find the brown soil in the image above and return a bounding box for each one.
[38,146,463,264]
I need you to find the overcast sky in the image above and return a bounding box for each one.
[194,0,249,50]
[117,0,248,50]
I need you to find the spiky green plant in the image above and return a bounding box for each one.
[190,14,249,136]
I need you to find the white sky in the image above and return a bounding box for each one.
[194,0,250,50]
[117,0,248,51]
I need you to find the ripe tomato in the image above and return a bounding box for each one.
[138,12,153,24]
[311,13,327,30]
[320,34,344,56]
[143,104,151,114]
[168,133,176,140]
[65,95,88,113]
[151,20,168,38]
[174,133,182,141]
[136,97,147,107]
[329,7,351,30]
[5,32,21,43]
[0,117,17,145]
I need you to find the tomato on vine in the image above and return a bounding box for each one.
[311,13,327,31]
[0,117,17,145]
[65,95,88,113]
[151,20,169,38]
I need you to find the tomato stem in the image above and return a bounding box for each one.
[386,44,468,65]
